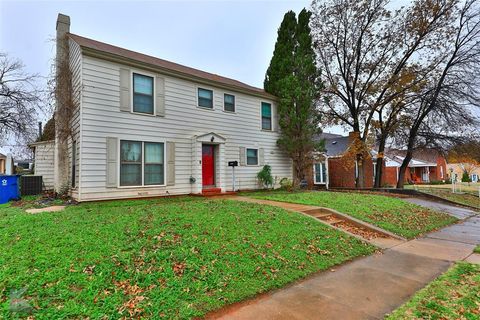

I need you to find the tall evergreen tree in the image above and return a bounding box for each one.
[264,11,296,94]
[264,9,322,184]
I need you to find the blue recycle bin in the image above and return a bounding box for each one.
[0,175,20,204]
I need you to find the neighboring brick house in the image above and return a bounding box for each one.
[310,134,448,188]
[311,132,375,189]
[384,149,448,184]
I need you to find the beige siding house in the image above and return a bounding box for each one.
[44,14,292,202]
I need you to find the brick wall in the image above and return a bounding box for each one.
[384,166,398,186]
[327,155,374,188]
[434,156,447,181]
[328,157,356,188]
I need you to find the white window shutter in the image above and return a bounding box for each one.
[119,68,130,112]
[167,142,175,185]
[239,147,246,166]
[259,148,265,166]
[106,137,118,187]
[156,76,165,117]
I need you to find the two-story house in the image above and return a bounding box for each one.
[45,14,292,201]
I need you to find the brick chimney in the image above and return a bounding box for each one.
[54,13,71,194]
[348,131,361,144]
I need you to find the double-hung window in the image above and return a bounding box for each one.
[224,94,235,112]
[144,142,164,185]
[314,162,327,184]
[261,102,272,130]
[133,73,154,114]
[198,88,213,108]
[246,148,258,166]
[120,140,165,186]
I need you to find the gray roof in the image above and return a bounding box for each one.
[315,133,350,157]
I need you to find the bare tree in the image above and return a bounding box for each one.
[395,0,480,188]
[310,0,457,188]
[0,53,42,147]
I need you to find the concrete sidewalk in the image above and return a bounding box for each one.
[208,198,479,320]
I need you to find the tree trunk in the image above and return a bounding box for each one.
[396,151,413,189]
[374,157,384,188]
[374,137,387,188]
[396,132,416,188]
[293,157,304,186]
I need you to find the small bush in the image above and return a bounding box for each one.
[279,177,294,191]
[462,171,471,183]
[257,165,274,189]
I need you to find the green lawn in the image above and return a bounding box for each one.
[475,245,480,254]
[249,191,457,239]
[0,197,374,319]
[386,262,480,320]
[412,187,480,209]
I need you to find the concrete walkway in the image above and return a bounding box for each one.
[208,197,480,320]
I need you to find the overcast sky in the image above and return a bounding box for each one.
[1,0,309,96]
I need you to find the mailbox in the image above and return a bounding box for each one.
[228,161,238,167]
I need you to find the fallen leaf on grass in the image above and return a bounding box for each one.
[118,295,146,318]
[83,265,95,275]
[172,262,186,276]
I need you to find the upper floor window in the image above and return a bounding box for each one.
[261,102,272,130]
[133,73,154,114]
[198,88,213,108]
[246,148,258,166]
[224,94,235,112]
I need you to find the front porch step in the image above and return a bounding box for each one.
[202,188,222,195]
[198,189,237,197]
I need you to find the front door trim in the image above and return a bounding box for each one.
[192,132,226,194]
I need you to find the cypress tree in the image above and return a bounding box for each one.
[264,11,297,94]
[265,8,322,184]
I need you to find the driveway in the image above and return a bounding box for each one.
[404,197,477,219]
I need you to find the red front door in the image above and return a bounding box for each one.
[202,145,215,186]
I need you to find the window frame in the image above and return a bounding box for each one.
[261,102,273,131]
[131,70,156,116]
[197,87,214,109]
[246,148,259,166]
[118,139,166,188]
[223,93,236,113]
[313,162,327,184]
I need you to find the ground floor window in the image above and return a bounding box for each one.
[314,162,327,184]
[471,174,478,183]
[246,148,258,165]
[120,140,165,186]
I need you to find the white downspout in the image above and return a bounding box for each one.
[326,155,329,190]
